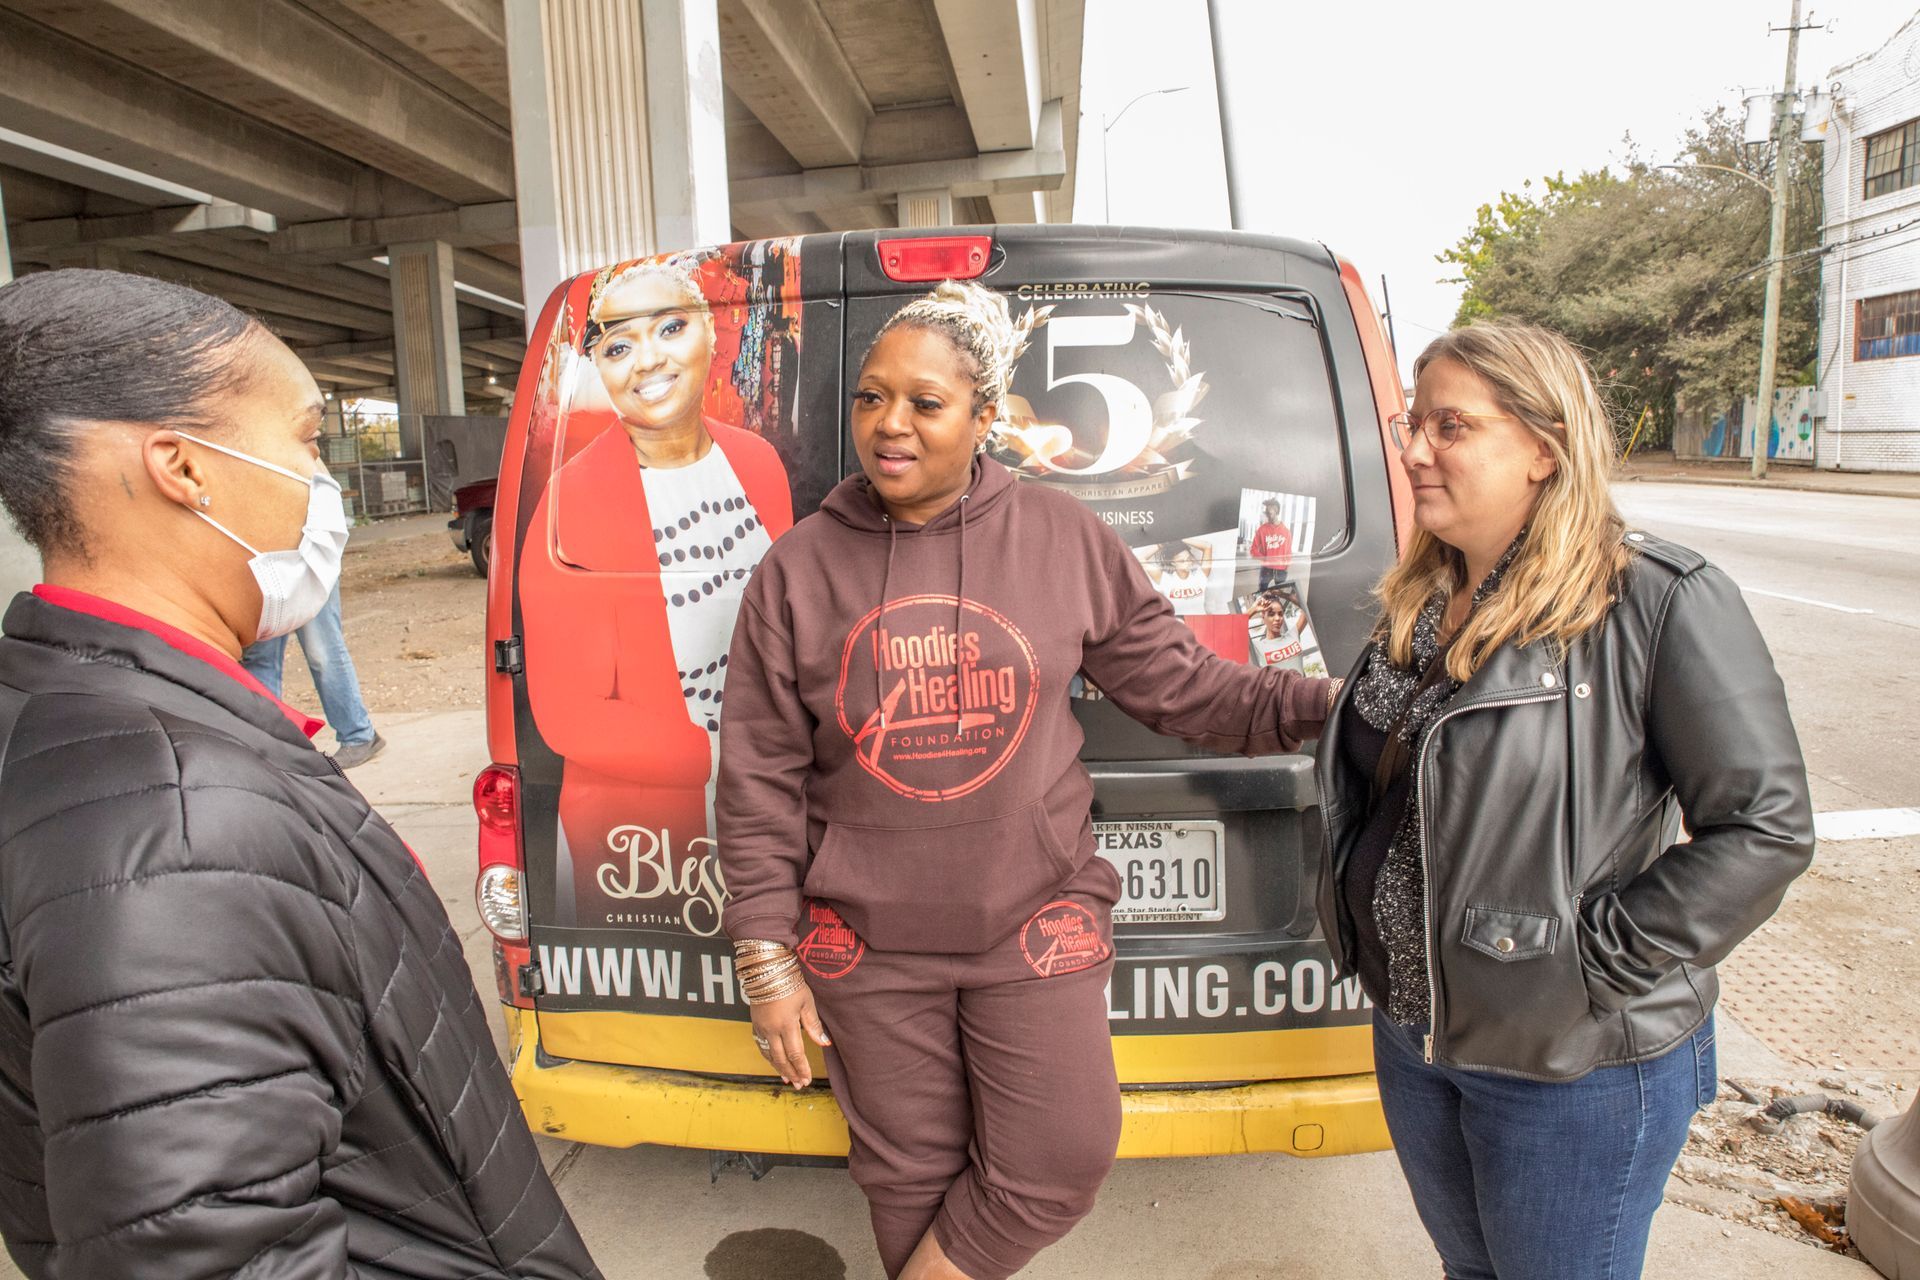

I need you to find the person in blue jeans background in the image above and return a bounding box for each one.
[1316,322,1813,1279]
[242,581,387,768]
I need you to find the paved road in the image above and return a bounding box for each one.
[3,482,1896,1280]
[1614,483,1919,818]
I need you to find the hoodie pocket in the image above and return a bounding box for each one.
[802,799,1076,954]
[1460,905,1559,962]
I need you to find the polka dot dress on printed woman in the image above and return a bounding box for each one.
[642,448,773,745]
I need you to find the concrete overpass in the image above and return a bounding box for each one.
[0,0,1085,416]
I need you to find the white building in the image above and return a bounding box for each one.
[1818,11,1920,472]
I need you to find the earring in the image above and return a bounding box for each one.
[198,495,212,507]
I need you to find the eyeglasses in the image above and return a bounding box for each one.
[1387,408,1515,451]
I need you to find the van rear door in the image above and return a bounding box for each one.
[843,227,1400,1083]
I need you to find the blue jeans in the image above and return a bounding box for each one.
[240,584,376,746]
[1373,1013,1715,1280]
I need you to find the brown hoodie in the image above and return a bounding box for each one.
[717,458,1330,954]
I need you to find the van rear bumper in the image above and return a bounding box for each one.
[503,1009,1390,1159]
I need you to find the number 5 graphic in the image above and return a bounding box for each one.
[1037,314,1154,477]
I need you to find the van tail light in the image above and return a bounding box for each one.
[877,235,991,282]
[473,764,526,942]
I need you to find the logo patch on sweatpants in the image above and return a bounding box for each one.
[1020,901,1110,977]
[796,901,866,979]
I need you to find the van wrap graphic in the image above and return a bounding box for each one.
[518,260,1374,1045]
[527,927,1371,1035]
[834,594,1041,802]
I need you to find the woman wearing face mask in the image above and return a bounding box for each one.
[1317,323,1813,1279]
[518,255,792,926]
[716,280,1339,1280]
[0,270,598,1279]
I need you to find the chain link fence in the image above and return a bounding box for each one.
[322,411,434,519]
[322,410,510,521]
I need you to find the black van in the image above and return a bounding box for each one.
[472,226,1412,1159]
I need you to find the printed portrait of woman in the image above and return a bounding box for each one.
[1145,539,1214,616]
[518,254,794,928]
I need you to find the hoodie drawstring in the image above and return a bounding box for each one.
[877,514,898,729]
[954,493,970,731]
[871,477,974,736]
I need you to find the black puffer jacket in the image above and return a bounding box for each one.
[0,593,598,1279]
[1317,532,1815,1081]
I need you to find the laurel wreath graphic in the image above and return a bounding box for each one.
[989,302,1210,493]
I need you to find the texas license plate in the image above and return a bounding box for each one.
[1094,820,1225,924]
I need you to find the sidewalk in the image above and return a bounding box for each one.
[348,709,1875,1280]
[1618,451,1920,500]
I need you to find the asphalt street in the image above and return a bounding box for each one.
[1613,482,1919,822]
[1,481,1899,1280]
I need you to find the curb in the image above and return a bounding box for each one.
[1616,473,1920,501]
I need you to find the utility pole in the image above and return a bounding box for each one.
[1205,0,1245,229]
[1753,0,1806,480]
[1380,274,1400,362]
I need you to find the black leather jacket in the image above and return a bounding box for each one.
[1317,532,1815,1081]
[0,594,599,1279]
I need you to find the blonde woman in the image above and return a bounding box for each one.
[719,281,1335,1279]
[1317,323,1813,1279]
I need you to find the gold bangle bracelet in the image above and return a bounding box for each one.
[742,975,807,1006]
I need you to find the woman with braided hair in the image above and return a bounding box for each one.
[519,254,792,925]
[716,280,1340,1279]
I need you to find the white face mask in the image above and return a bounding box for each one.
[177,431,350,641]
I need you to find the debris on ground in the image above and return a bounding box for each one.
[274,524,486,728]
[1669,1075,1911,1258]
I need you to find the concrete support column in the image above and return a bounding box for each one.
[0,519,39,631]
[0,167,38,628]
[506,0,731,331]
[898,189,954,229]
[388,239,466,420]
[644,0,730,252]
[0,176,13,286]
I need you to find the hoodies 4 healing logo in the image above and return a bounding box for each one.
[834,595,1040,802]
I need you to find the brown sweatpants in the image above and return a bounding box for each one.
[800,863,1123,1280]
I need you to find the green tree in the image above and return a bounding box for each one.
[1437,108,1821,444]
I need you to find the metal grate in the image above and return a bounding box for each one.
[1716,926,1920,1072]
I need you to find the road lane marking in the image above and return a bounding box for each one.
[1738,585,1874,614]
[1815,808,1920,841]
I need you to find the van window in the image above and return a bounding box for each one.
[846,287,1350,685]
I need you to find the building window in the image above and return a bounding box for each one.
[1864,119,1920,198]
[1855,290,1920,360]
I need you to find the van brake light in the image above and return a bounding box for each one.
[878,236,991,282]
[473,765,526,941]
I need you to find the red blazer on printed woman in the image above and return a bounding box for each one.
[519,418,793,924]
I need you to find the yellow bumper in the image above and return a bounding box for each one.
[504,1009,1390,1159]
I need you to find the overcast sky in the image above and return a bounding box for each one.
[1072,0,1920,380]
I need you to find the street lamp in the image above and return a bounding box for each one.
[1653,162,1773,193]
[1102,86,1189,223]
